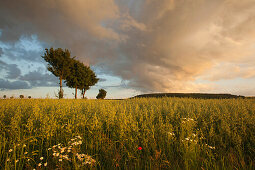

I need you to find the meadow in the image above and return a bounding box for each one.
[0,98,254,169]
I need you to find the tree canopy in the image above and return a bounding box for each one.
[80,68,99,99]
[42,48,73,98]
[42,47,99,99]
[96,89,107,99]
[65,59,98,99]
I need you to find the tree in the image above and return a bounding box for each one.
[3,95,6,99]
[65,59,82,99]
[28,96,31,99]
[96,89,107,99]
[20,95,24,99]
[42,48,73,99]
[65,59,98,99]
[80,68,99,99]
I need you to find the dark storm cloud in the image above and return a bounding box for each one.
[1,0,255,93]
[6,64,21,79]
[0,60,21,79]
[0,35,45,62]
[0,47,3,57]
[20,70,59,87]
[0,78,30,90]
[0,59,60,89]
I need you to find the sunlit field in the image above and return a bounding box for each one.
[0,98,254,169]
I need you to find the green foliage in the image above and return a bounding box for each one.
[42,48,73,99]
[96,89,107,99]
[80,69,98,99]
[65,59,98,99]
[42,48,98,99]
[42,48,72,80]
[0,98,254,169]
[65,59,84,89]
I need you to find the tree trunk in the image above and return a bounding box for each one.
[75,87,77,99]
[59,77,63,99]
[82,89,86,99]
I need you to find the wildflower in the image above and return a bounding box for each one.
[24,152,28,155]
[208,145,215,149]
[138,147,142,150]
[40,157,44,160]
[63,155,69,160]
[9,149,13,152]
[59,159,62,162]
[17,144,20,146]
[15,160,19,163]
[53,153,60,157]
[28,159,30,161]
[168,132,175,136]
[6,158,10,162]
[38,163,42,166]
[61,147,66,153]
[44,162,47,166]
[48,148,52,150]
[23,144,26,147]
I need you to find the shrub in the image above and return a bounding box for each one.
[96,89,107,99]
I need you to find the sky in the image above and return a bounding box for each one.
[0,0,255,99]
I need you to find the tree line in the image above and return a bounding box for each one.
[42,48,106,99]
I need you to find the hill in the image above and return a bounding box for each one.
[132,93,245,99]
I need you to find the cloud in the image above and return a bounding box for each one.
[20,70,59,87]
[1,0,255,93]
[201,63,255,81]
[6,64,21,79]
[0,47,3,57]
[0,59,60,89]
[0,35,45,62]
[0,60,21,79]
[0,78,30,90]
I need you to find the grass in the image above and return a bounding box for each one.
[0,98,254,169]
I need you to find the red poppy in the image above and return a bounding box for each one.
[138,147,142,150]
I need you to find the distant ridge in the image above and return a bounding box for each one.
[132,93,245,99]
